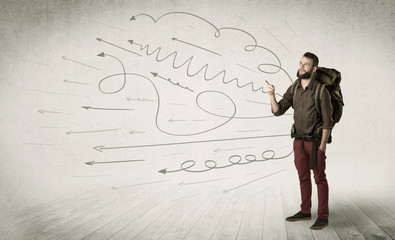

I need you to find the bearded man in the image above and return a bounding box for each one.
[266,52,333,230]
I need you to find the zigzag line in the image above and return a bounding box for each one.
[139,43,266,93]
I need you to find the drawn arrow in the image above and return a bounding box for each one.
[179,177,230,186]
[129,130,145,135]
[151,72,169,81]
[214,147,253,152]
[237,130,265,133]
[85,159,145,165]
[66,128,121,135]
[168,119,187,122]
[29,89,80,97]
[151,72,194,92]
[172,37,221,56]
[159,150,292,174]
[126,97,153,102]
[23,143,56,146]
[62,56,100,70]
[96,38,142,56]
[246,100,270,105]
[159,168,176,174]
[112,180,169,190]
[128,40,143,48]
[94,133,290,152]
[81,106,134,111]
[63,79,88,85]
[37,109,71,114]
[223,169,287,193]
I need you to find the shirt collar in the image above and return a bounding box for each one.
[296,78,318,91]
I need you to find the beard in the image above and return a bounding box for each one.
[297,68,313,79]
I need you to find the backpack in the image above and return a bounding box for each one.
[290,67,344,141]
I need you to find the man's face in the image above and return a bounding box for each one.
[297,57,316,79]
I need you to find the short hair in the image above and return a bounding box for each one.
[303,52,319,67]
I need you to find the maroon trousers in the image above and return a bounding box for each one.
[293,139,329,219]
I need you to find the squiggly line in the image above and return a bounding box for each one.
[133,42,292,95]
[159,149,293,174]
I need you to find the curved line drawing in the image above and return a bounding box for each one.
[131,12,220,34]
[97,72,234,136]
[97,52,127,94]
[159,149,293,174]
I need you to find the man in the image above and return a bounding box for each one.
[265,52,333,230]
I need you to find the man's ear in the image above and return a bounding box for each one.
[312,66,318,73]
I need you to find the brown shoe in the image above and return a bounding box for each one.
[286,211,312,222]
[311,217,329,230]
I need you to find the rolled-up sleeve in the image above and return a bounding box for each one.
[273,86,293,116]
[320,88,334,129]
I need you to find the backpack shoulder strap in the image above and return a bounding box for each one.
[314,83,325,114]
[290,79,300,107]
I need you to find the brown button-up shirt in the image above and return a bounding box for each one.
[273,79,334,135]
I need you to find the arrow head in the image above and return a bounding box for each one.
[159,169,167,174]
[97,52,105,57]
[178,182,184,187]
[61,56,67,60]
[172,37,177,41]
[130,16,136,21]
[93,146,104,152]
[66,131,72,135]
[128,40,134,45]
[96,38,103,42]
[81,106,91,110]
[38,109,46,114]
[151,72,158,77]
[85,161,95,166]
[214,148,221,153]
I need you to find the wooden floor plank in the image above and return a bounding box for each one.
[326,193,366,240]
[184,190,234,240]
[16,190,98,226]
[35,187,153,240]
[345,191,395,239]
[82,185,180,240]
[236,187,266,240]
[159,190,223,240]
[57,186,169,240]
[262,187,287,240]
[132,190,212,240]
[208,188,250,240]
[335,190,392,240]
[20,189,121,239]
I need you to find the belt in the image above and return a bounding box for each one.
[292,133,320,170]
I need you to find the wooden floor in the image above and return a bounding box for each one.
[11,177,395,240]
